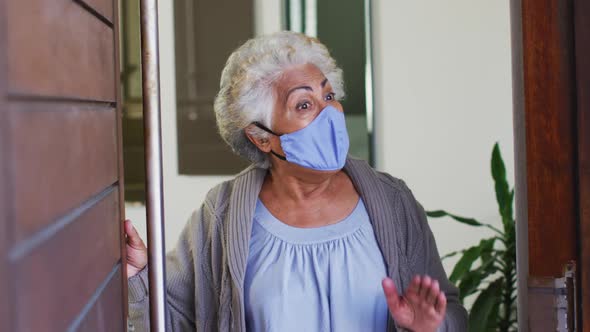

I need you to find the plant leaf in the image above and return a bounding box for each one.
[457,253,497,301]
[449,238,495,283]
[449,246,481,283]
[491,143,513,229]
[441,250,463,260]
[458,269,488,301]
[486,298,500,330]
[468,279,503,332]
[508,189,515,221]
[426,210,484,227]
[479,237,496,262]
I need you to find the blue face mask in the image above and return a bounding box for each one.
[253,105,350,171]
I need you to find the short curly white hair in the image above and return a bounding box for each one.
[214,31,345,166]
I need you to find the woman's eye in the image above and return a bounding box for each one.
[297,102,311,110]
[325,92,335,101]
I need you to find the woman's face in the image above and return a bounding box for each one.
[270,63,343,136]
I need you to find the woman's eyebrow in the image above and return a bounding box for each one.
[285,78,330,101]
[286,85,312,100]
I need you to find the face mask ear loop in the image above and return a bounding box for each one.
[252,122,279,136]
[270,150,287,161]
[252,122,288,161]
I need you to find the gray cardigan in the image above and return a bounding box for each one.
[128,158,468,331]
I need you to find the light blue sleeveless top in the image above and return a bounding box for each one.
[244,198,389,332]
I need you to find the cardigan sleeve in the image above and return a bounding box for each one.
[401,189,469,332]
[127,206,211,331]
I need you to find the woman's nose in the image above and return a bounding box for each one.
[321,101,343,114]
[318,98,342,113]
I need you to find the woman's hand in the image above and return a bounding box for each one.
[382,275,446,332]
[124,220,148,278]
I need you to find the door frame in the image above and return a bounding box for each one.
[511,0,590,330]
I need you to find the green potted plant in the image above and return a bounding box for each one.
[427,143,516,332]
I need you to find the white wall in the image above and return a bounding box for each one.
[127,1,515,288]
[371,0,514,277]
[254,0,283,36]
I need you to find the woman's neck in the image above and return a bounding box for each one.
[259,160,359,228]
[264,162,340,204]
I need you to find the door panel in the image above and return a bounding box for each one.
[512,0,589,330]
[0,0,127,331]
[5,0,116,101]
[0,0,12,330]
[14,189,121,332]
[575,0,590,325]
[76,267,125,332]
[76,0,115,23]
[9,104,118,240]
[519,0,578,277]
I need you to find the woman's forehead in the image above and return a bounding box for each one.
[276,63,327,90]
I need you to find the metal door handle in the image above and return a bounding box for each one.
[139,0,167,330]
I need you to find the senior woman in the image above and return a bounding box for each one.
[126,31,467,331]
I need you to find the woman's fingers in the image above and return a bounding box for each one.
[125,219,146,249]
[418,275,432,299]
[435,291,447,314]
[384,275,446,332]
[382,277,401,312]
[124,219,148,278]
[406,275,421,300]
[411,275,440,308]
[412,275,446,329]
[424,279,440,306]
[124,219,137,237]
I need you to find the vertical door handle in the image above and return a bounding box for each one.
[139,0,167,330]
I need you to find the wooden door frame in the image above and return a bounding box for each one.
[574,0,590,328]
[113,0,129,321]
[511,0,590,330]
[0,0,12,329]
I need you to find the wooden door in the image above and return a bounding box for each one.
[0,0,127,331]
[511,0,590,330]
